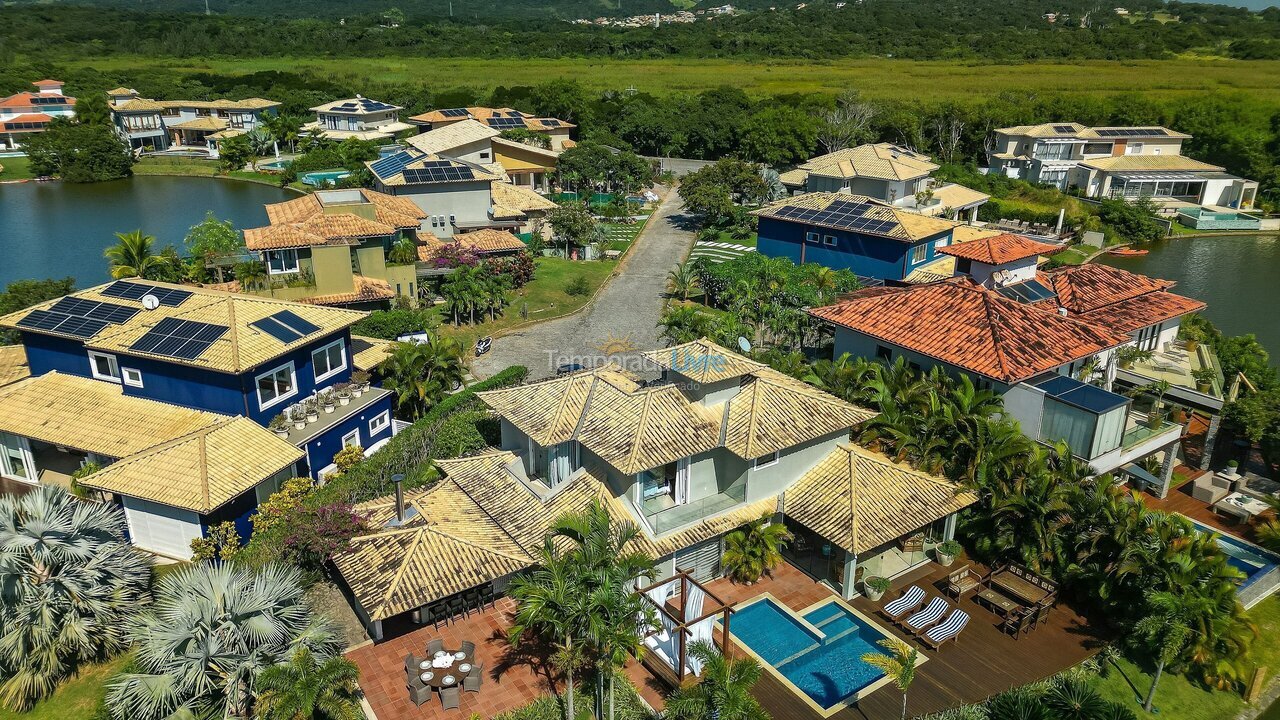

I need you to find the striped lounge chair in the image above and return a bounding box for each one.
[901,596,949,635]
[880,586,926,621]
[922,609,970,649]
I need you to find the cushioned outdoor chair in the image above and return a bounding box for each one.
[464,663,483,693]
[440,685,461,710]
[408,681,433,707]
[879,585,925,621]
[901,596,949,635]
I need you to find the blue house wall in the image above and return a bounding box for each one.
[299,393,395,475]
[756,217,951,281]
[239,330,354,425]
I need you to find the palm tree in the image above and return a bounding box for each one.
[1133,590,1194,713]
[0,486,151,712]
[507,548,590,720]
[236,259,269,292]
[721,513,791,583]
[667,263,700,301]
[666,641,768,720]
[107,562,340,720]
[104,230,161,279]
[860,638,918,720]
[254,647,362,720]
[379,336,465,420]
[659,305,711,345]
[246,127,276,170]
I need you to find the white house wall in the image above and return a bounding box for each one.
[385,182,493,238]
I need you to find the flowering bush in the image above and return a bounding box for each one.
[488,250,536,288]
[280,502,369,571]
[432,240,482,269]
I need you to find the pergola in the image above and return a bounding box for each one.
[636,569,735,688]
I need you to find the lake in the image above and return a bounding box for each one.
[1097,234,1280,360]
[0,176,295,288]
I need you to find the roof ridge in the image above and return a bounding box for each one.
[978,291,1017,381]
[428,523,534,563]
[378,527,429,618]
[626,386,660,475]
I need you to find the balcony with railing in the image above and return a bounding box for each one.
[639,478,748,535]
[1117,340,1225,412]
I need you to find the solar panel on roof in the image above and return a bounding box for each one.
[129,319,227,360]
[249,311,321,343]
[272,310,320,337]
[1053,125,1076,133]
[49,297,140,324]
[370,150,415,179]
[541,119,561,127]
[439,108,468,118]
[15,310,108,339]
[31,97,68,105]
[100,281,192,307]
[486,117,526,129]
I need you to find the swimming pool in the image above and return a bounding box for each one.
[730,596,901,713]
[259,159,291,171]
[1188,519,1280,588]
[301,170,350,186]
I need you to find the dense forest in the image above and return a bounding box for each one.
[2,1,1280,61]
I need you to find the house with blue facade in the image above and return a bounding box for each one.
[752,192,960,283]
[0,280,396,559]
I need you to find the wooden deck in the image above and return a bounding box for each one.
[1143,471,1275,545]
[700,560,1106,720]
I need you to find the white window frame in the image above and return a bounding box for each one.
[341,428,361,449]
[805,231,820,244]
[88,351,121,383]
[311,339,347,383]
[823,235,837,246]
[121,367,144,388]
[369,411,391,436]
[265,249,299,275]
[255,362,297,411]
[0,432,36,484]
[752,451,780,469]
[1127,142,1143,155]
[909,243,929,265]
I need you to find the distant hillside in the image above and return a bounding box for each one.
[0,0,731,20]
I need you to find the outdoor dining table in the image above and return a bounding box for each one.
[990,571,1049,606]
[417,649,475,690]
[977,588,1023,617]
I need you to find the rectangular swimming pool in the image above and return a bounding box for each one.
[1188,519,1280,588]
[729,597,896,712]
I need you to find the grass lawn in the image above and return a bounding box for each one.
[440,256,617,352]
[1090,595,1280,719]
[1049,247,1091,266]
[133,157,287,188]
[63,56,1280,103]
[601,215,651,252]
[0,653,131,720]
[0,155,35,181]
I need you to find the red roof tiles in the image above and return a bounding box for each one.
[808,278,1129,383]
[939,233,1061,265]
[1044,264,1172,314]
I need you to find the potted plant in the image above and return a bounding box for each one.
[320,389,336,414]
[289,406,307,430]
[1192,367,1216,393]
[351,369,370,395]
[304,398,319,423]
[935,539,962,567]
[1117,346,1154,370]
[864,576,891,602]
[336,383,352,406]
[1225,459,1240,476]
[721,514,792,585]
[269,414,290,439]
[1169,405,1188,424]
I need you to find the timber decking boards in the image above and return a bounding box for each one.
[711,561,1105,720]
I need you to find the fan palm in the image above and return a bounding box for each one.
[721,514,792,583]
[666,641,767,720]
[667,263,700,301]
[860,637,918,720]
[0,486,151,711]
[246,127,276,170]
[104,230,161,279]
[379,336,465,420]
[107,562,340,720]
[254,647,362,720]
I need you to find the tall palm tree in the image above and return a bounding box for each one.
[507,547,591,720]
[379,336,465,420]
[667,263,700,301]
[1133,590,1194,713]
[721,514,791,583]
[0,486,151,712]
[107,562,340,720]
[254,647,362,720]
[666,641,768,720]
[104,230,161,279]
[246,127,276,170]
[860,638,918,720]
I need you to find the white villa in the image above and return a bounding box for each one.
[106,88,279,157]
[305,96,415,142]
[0,79,76,150]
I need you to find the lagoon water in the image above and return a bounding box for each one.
[0,176,294,288]
[1097,233,1280,359]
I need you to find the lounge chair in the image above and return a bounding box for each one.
[922,609,970,649]
[901,596,948,635]
[880,586,926,621]
[440,685,461,710]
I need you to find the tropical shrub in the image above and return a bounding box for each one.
[666,641,768,720]
[380,336,466,420]
[0,486,151,711]
[488,250,537,288]
[565,274,591,296]
[107,562,340,720]
[721,513,791,583]
[255,647,363,720]
[333,444,365,472]
[350,307,439,341]
[189,520,242,562]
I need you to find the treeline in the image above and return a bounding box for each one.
[2,1,1279,62]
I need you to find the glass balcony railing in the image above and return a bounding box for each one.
[1122,417,1180,449]
[643,482,748,535]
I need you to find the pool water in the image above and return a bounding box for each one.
[1189,519,1280,589]
[259,159,291,171]
[731,598,892,709]
[301,170,351,186]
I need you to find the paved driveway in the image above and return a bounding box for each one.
[471,189,693,380]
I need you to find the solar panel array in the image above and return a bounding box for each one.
[402,161,476,184]
[541,119,561,127]
[101,281,193,307]
[332,98,396,113]
[486,117,527,130]
[369,150,416,179]
[996,279,1057,304]
[250,310,321,343]
[129,317,229,360]
[439,108,469,118]
[1052,125,1076,133]
[31,96,69,105]
[17,311,109,339]
[1094,128,1168,137]
[49,297,140,324]
[771,199,898,236]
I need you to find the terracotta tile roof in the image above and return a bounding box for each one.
[490,181,557,218]
[799,143,938,182]
[950,226,1007,243]
[367,147,501,188]
[263,190,424,227]
[994,122,1088,138]
[2,113,54,131]
[1079,125,1190,140]
[1075,291,1205,335]
[722,368,874,459]
[925,183,991,211]
[784,443,978,554]
[32,79,63,87]
[939,233,1061,265]
[111,98,167,112]
[0,93,75,110]
[0,280,366,374]
[640,338,767,383]
[0,346,29,388]
[1043,263,1172,313]
[752,192,957,243]
[245,213,393,251]
[77,417,303,513]
[808,278,1128,383]
[491,136,562,160]
[416,230,523,262]
[249,189,423,251]
[993,123,1188,140]
[406,118,499,155]
[408,106,575,130]
[351,335,395,372]
[156,98,279,111]
[1080,155,1222,173]
[296,276,397,307]
[106,87,136,96]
